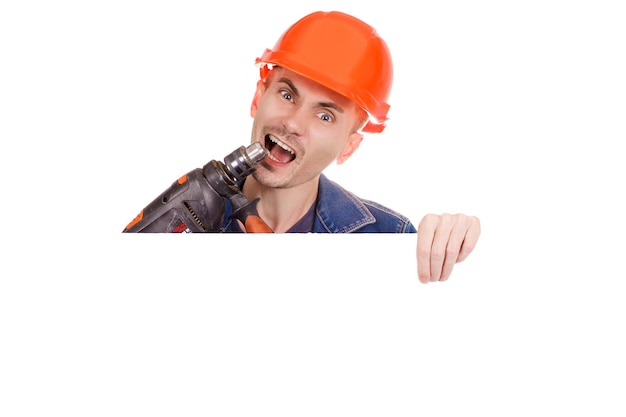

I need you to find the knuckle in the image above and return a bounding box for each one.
[430,248,445,261]
[446,246,460,259]
[418,213,438,228]
[417,245,432,258]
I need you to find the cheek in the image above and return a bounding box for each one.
[307,136,347,166]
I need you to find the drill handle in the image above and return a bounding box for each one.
[229,195,273,233]
[243,214,274,233]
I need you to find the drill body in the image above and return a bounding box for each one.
[123,143,272,233]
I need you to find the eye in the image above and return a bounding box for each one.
[280,89,294,102]
[317,112,334,123]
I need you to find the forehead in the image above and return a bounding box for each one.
[268,68,359,110]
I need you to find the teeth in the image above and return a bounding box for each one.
[268,135,295,155]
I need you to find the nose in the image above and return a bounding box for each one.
[280,105,307,137]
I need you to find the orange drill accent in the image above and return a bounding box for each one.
[125,210,144,231]
[177,174,188,184]
[245,216,273,233]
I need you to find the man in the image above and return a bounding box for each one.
[219,11,481,283]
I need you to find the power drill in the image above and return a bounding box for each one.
[123,143,273,233]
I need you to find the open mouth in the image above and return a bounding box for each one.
[265,134,296,164]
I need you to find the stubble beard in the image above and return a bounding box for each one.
[251,165,294,190]
[252,159,323,191]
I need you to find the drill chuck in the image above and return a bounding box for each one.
[223,143,269,181]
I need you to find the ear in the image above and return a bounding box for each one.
[250,80,266,117]
[336,132,363,165]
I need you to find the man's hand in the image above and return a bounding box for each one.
[416,214,481,283]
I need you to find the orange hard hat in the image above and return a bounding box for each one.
[255,11,393,133]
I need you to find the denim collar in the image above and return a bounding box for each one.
[312,174,376,233]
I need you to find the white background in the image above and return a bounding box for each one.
[1,1,625,416]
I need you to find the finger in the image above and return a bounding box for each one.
[439,215,471,281]
[416,215,437,284]
[457,216,481,263]
[429,214,455,282]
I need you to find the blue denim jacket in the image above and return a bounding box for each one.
[220,174,416,233]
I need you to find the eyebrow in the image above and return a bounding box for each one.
[277,77,345,114]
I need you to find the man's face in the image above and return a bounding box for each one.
[249,67,363,189]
